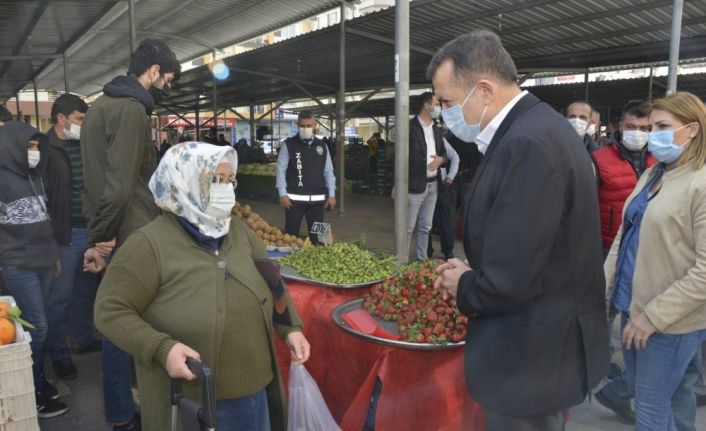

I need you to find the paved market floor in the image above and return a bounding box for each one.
[40,194,706,430]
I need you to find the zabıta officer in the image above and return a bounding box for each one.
[275,111,336,244]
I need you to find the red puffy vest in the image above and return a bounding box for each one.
[592,144,656,248]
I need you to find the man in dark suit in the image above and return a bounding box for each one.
[430,30,609,430]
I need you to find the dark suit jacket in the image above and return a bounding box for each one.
[458,92,609,417]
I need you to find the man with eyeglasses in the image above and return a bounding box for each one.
[80,38,180,431]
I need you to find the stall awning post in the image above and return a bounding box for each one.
[336,1,347,216]
[667,0,684,94]
[394,0,410,263]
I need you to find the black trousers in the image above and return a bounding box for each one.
[284,201,325,244]
[427,182,457,258]
[484,410,565,431]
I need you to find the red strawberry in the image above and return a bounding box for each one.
[452,333,464,343]
[427,311,438,323]
[433,323,445,335]
[417,334,425,343]
[447,322,455,330]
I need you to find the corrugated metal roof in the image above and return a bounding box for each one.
[0,0,116,101]
[0,0,352,101]
[158,0,706,114]
[289,73,706,122]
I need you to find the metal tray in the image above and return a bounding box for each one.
[332,298,465,350]
[280,265,384,289]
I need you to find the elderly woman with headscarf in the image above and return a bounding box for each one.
[95,142,310,431]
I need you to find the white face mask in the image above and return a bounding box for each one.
[63,122,81,140]
[299,127,314,140]
[622,130,649,151]
[206,182,236,218]
[568,118,588,137]
[28,150,40,168]
[586,124,597,137]
[430,105,442,119]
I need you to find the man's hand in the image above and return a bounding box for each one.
[326,197,337,210]
[443,177,454,186]
[428,155,444,171]
[83,247,107,273]
[622,312,657,350]
[95,238,116,257]
[434,258,471,301]
[286,331,311,365]
[165,343,201,380]
[53,260,62,279]
[280,196,292,209]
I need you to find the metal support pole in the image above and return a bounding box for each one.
[33,80,40,129]
[394,0,410,263]
[648,66,654,102]
[249,103,256,145]
[667,0,684,94]
[15,93,21,121]
[128,0,137,53]
[584,69,589,101]
[212,50,218,133]
[336,1,347,216]
[63,51,70,93]
[384,115,390,141]
[270,102,275,156]
[195,94,200,140]
[329,117,334,141]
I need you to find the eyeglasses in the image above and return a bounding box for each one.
[212,174,237,189]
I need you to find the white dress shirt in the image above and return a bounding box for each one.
[474,90,528,155]
[418,116,438,178]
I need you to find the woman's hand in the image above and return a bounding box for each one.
[622,312,657,350]
[286,331,310,365]
[165,342,201,380]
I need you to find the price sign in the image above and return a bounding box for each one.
[310,222,333,245]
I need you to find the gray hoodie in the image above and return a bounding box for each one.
[0,121,61,269]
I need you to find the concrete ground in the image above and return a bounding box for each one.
[40,193,706,430]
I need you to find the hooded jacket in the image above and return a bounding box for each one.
[81,75,159,247]
[0,121,61,269]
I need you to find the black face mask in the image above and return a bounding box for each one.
[150,74,170,104]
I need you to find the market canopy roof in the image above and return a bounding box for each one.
[158,0,706,114]
[287,72,706,123]
[0,0,355,102]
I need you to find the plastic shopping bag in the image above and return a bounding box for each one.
[287,363,342,431]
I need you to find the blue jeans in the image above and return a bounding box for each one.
[622,312,706,431]
[46,228,100,360]
[215,389,270,431]
[600,306,632,407]
[1,265,54,393]
[102,338,136,423]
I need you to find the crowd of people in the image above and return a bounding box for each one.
[1,27,706,431]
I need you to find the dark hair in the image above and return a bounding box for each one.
[622,99,649,118]
[50,94,88,124]
[417,92,435,114]
[127,39,181,81]
[566,100,592,112]
[0,105,11,122]
[298,110,315,121]
[426,30,517,85]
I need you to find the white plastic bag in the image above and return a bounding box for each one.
[287,363,342,431]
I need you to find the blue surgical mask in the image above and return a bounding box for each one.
[647,124,692,163]
[441,84,487,143]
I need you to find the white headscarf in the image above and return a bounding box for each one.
[149,142,238,238]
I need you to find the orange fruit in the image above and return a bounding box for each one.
[0,303,9,319]
[0,319,16,345]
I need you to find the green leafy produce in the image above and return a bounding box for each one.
[280,242,396,285]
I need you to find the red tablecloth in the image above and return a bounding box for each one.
[275,281,485,431]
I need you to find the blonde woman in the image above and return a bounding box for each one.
[605,92,706,430]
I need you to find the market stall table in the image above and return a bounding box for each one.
[275,280,485,431]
